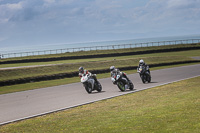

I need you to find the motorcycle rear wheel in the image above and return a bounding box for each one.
[96,81,102,92]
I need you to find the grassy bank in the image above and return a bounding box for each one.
[1,50,200,82]
[0,76,199,132]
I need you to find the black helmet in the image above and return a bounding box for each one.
[110,66,115,71]
[79,66,84,73]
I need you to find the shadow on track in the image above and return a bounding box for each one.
[149,82,158,84]
[117,89,137,92]
[90,91,106,94]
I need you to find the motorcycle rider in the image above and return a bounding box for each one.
[110,66,131,84]
[79,66,98,82]
[137,59,150,75]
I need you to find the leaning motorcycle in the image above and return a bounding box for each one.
[137,66,151,83]
[81,74,102,94]
[111,73,134,92]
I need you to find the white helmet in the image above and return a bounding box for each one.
[110,66,115,71]
[139,59,144,64]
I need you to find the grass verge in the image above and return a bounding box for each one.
[0,76,199,132]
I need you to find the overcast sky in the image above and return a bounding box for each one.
[0,0,200,47]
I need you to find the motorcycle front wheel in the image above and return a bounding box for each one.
[141,75,146,84]
[85,83,93,94]
[117,81,126,92]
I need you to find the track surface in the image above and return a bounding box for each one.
[0,64,200,125]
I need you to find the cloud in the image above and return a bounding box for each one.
[0,36,7,42]
[0,0,200,46]
[1,0,200,25]
[0,1,23,23]
[128,0,200,26]
[5,2,22,10]
[43,0,55,4]
[167,0,195,9]
[166,0,200,21]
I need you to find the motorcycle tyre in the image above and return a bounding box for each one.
[85,83,93,94]
[129,81,134,90]
[117,81,126,92]
[141,75,146,84]
[96,81,102,92]
[148,75,151,83]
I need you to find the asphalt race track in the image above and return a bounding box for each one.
[0,64,200,125]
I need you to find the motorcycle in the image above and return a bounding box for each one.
[111,73,134,92]
[137,65,151,83]
[81,74,102,94]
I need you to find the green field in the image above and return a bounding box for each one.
[1,76,199,133]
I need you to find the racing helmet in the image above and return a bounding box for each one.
[110,66,115,71]
[139,59,144,65]
[79,66,84,73]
